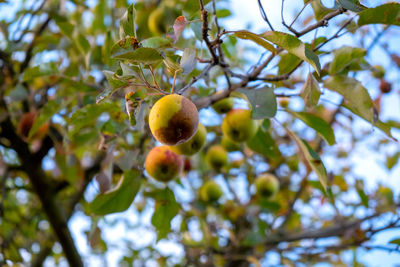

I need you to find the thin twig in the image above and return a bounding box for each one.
[257,0,275,31]
[177,63,214,94]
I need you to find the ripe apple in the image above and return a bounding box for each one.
[149,94,199,146]
[171,123,207,156]
[145,145,183,182]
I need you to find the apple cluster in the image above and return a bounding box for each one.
[144,93,279,202]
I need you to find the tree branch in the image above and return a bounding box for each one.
[0,104,83,266]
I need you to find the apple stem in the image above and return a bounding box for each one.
[171,71,178,94]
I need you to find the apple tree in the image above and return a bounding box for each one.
[1,0,400,266]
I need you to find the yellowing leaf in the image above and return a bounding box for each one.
[262,31,321,75]
[323,75,374,122]
[358,3,400,26]
[234,30,276,54]
[300,72,321,108]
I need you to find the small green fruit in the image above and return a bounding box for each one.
[206,145,228,171]
[255,173,279,199]
[171,123,207,156]
[148,8,166,36]
[372,65,385,79]
[221,136,241,152]
[222,109,257,143]
[149,94,199,146]
[212,97,235,114]
[145,146,183,182]
[200,180,223,202]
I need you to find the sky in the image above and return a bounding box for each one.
[1,0,400,266]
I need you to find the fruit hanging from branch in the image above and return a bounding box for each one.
[149,94,199,146]
[222,108,257,143]
[254,173,279,199]
[145,145,183,182]
[171,123,207,156]
[206,145,228,171]
[200,180,223,203]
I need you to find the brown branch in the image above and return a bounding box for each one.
[31,154,108,266]
[296,8,347,37]
[194,7,354,110]
[0,103,83,266]
[178,63,215,94]
[264,213,380,246]
[199,0,219,64]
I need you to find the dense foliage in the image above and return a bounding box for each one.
[1,0,400,266]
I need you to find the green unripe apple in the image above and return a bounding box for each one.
[149,94,199,146]
[148,8,166,36]
[212,97,235,114]
[171,123,207,156]
[145,145,183,182]
[221,136,241,152]
[255,173,279,199]
[200,180,223,202]
[372,65,385,79]
[222,108,257,143]
[205,145,228,171]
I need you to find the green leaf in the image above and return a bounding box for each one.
[300,72,321,108]
[358,3,400,26]
[141,37,172,49]
[287,129,328,191]
[28,98,71,139]
[111,37,140,55]
[278,53,302,75]
[92,0,107,31]
[262,31,321,75]
[96,88,116,104]
[22,62,58,81]
[120,62,140,79]
[77,33,91,54]
[386,152,400,171]
[180,48,197,74]
[238,87,277,119]
[151,188,180,241]
[307,0,335,20]
[234,30,276,54]
[89,170,141,215]
[216,9,231,18]
[119,4,137,38]
[246,128,281,159]
[103,70,129,89]
[342,103,396,141]
[329,46,366,75]
[54,15,74,40]
[112,47,163,65]
[323,75,374,122]
[68,102,119,137]
[289,110,335,145]
[389,238,400,245]
[336,0,365,12]
[357,188,369,207]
